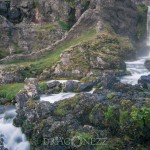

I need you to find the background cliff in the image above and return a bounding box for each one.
[0,0,148,100]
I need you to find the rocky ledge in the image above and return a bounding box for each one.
[13,77,150,150]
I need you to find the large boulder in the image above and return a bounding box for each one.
[47,81,62,94]
[63,80,79,92]
[138,75,150,89]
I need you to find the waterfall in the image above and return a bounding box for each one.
[0,106,30,150]
[147,6,150,46]
[120,6,150,85]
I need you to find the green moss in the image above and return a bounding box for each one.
[119,111,130,127]
[136,4,148,40]
[39,82,48,93]
[104,105,116,120]
[107,93,116,99]
[58,20,70,31]
[54,95,78,116]
[26,100,37,109]
[35,23,57,32]
[0,49,9,59]
[0,83,23,102]
[64,0,75,8]
[89,103,104,125]
[130,106,150,127]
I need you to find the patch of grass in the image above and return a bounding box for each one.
[54,95,78,116]
[39,82,48,93]
[0,49,9,59]
[8,29,96,76]
[35,23,57,32]
[0,83,23,101]
[58,20,70,31]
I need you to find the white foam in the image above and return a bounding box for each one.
[40,88,95,103]
[47,80,79,84]
[0,108,30,150]
[120,6,150,85]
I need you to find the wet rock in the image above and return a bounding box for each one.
[138,75,150,89]
[145,60,150,71]
[63,80,79,92]
[101,73,119,89]
[47,81,62,94]
[0,136,8,150]
[36,102,55,118]
[16,90,28,110]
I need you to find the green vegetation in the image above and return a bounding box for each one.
[0,83,23,102]
[39,82,48,93]
[54,95,78,116]
[137,4,148,39]
[0,49,9,59]
[107,92,116,99]
[35,23,57,32]
[130,106,150,127]
[58,20,70,31]
[65,0,75,8]
[7,28,96,77]
[104,105,116,120]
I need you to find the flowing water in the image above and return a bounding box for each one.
[120,6,150,85]
[1,6,150,150]
[40,80,95,103]
[0,105,30,150]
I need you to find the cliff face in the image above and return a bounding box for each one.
[132,0,150,5]
[0,0,139,58]
[0,0,148,83]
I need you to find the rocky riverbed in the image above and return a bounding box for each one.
[0,0,150,150]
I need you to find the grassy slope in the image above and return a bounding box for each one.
[0,83,23,103]
[7,29,96,76]
[0,29,96,101]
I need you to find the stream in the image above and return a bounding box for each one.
[120,6,150,85]
[1,6,150,150]
[0,105,30,150]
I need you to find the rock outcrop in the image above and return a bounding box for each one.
[14,80,150,150]
[138,74,150,89]
[24,78,39,99]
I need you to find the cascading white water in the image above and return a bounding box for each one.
[40,80,95,103]
[120,6,150,85]
[0,106,30,150]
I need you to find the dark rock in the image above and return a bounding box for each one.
[47,81,62,89]
[101,73,119,89]
[63,81,79,92]
[0,1,8,16]
[36,102,55,118]
[0,135,8,150]
[47,81,62,94]
[138,75,150,89]
[145,60,150,71]
[8,7,24,23]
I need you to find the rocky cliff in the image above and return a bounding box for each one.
[0,0,150,149]
[0,0,146,84]
[0,0,139,60]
